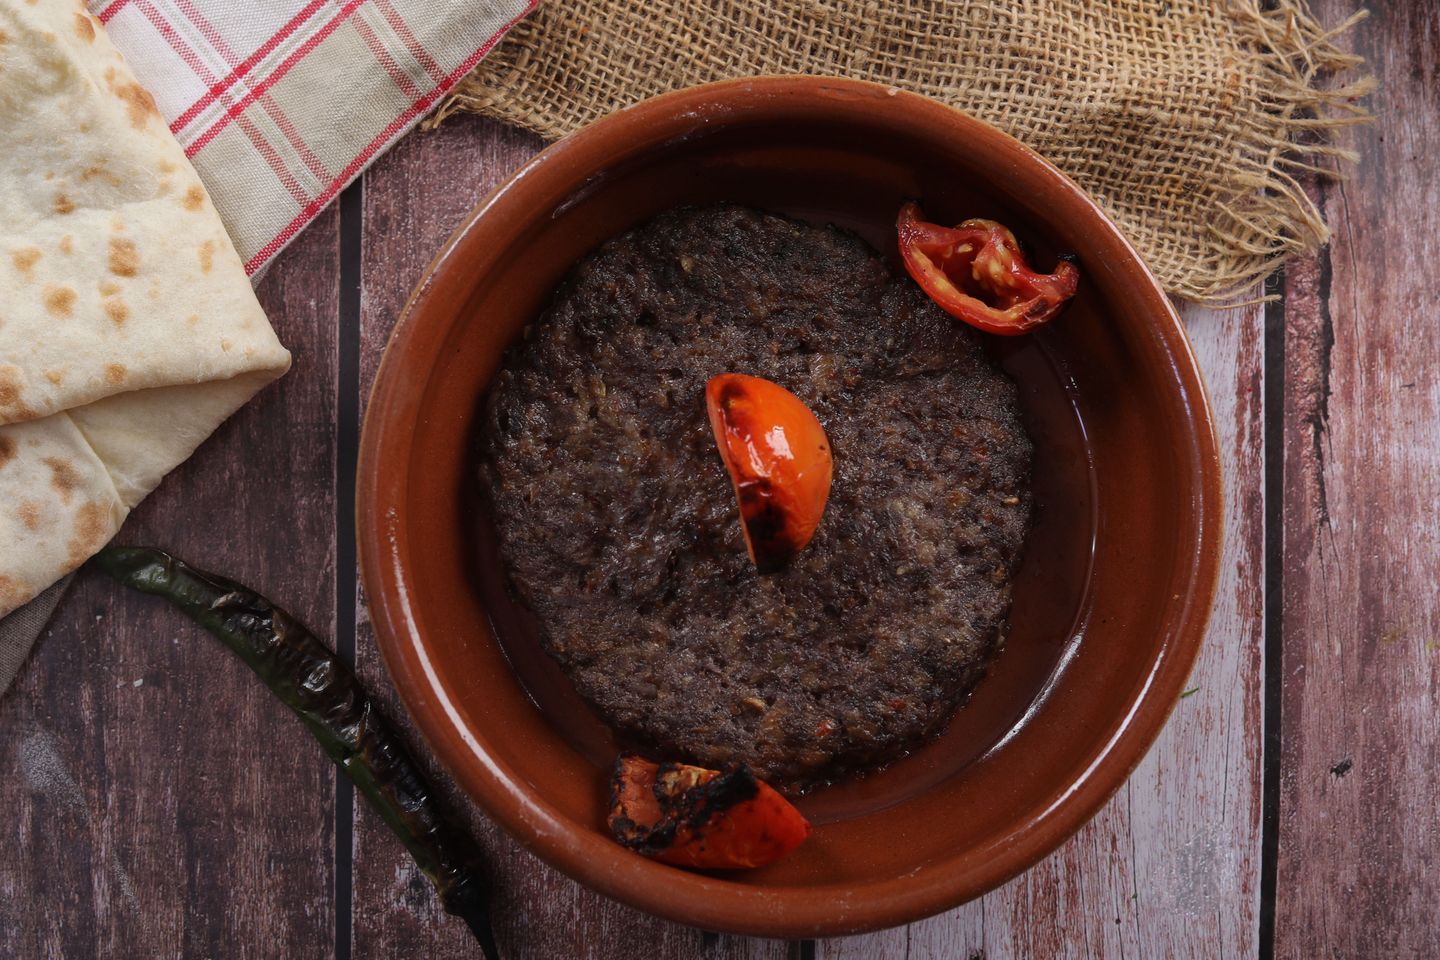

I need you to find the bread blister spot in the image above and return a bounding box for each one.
[53,193,74,215]
[198,239,215,273]
[58,236,73,254]
[17,501,42,532]
[114,82,159,129]
[42,456,80,505]
[103,297,128,327]
[182,184,205,211]
[79,164,121,186]
[104,363,127,385]
[0,366,25,413]
[0,435,15,469]
[12,247,41,273]
[108,237,139,277]
[43,285,76,318]
[68,501,114,566]
[73,12,95,42]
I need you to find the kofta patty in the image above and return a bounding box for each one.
[479,204,1032,790]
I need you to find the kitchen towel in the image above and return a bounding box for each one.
[92,0,537,276]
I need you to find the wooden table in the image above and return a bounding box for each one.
[4,5,1433,956]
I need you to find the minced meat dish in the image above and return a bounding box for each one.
[478,204,1032,790]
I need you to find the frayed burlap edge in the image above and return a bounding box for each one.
[431,0,1373,305]
[1198,3,1375,303]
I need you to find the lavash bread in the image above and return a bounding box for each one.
[0,0,291,616]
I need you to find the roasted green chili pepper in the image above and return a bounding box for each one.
[95,546,499,960]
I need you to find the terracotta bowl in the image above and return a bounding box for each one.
[357,77,1221,937]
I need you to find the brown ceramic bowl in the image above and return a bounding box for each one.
[357,77,1220,937]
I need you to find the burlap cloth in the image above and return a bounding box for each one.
[435,0,1372,304]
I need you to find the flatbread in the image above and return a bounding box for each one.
[0,0,291,616]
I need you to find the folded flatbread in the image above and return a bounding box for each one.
[0,0,291,616]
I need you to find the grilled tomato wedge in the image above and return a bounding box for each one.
[896,201,1079,335]
[706,373,833,573]
[607,755,811,870]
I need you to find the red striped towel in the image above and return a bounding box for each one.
[90,0,536,276]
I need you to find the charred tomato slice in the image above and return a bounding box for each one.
[706,373,833,573]
[607,755,811,870]
[896,201,1079,335]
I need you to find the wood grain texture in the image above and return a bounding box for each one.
[0,209,343,959]
[350,114,796,960]
[1275,3,1440,957]
[822,300,1266,959]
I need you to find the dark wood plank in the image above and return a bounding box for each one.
[0,210,343,959]
[351,114,797,960]
[1276,3,1440,956]
[826,299,1267,958]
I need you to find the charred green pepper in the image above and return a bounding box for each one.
[95,546,499,960]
